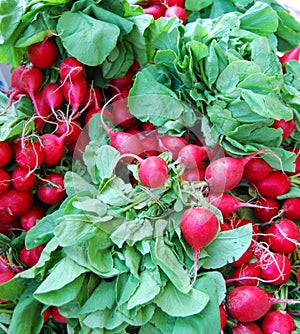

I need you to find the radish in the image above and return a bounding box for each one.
[253,197,280,222]
[226,286,271,322]
[40,133,65,165]
[180,164,206,182]
[228,262,261,287]
[262,218,300,254]
[15,141,45,170]
[140,121,156,132]
[27,38,59,68]
[280,45,300,70]
[37,173,66,205]
[54,119,83,146]
[19,245,44,267]
[166,0,185,6]
[208,193,264,217]
[11,166,36,191]
[177,144,208,169]
[261,310,295,334]
[219,304,227,330]
[20,204,45,231]
[158,135,188,160]
[164,5,187,23]
[0,168,10,194]
[110,71,134,89]
[180,206,219,281]
[272,118,296,139]
[255,171,290,198]
[232,322,263,334]
[243,157,272,181]
[287,147,300,175]
[111,100,137,130]
[204,153,261,193]
[43,83,64,112]
[51,306,67,324]
[0,256,13,274]
[282,197,300,220]
[81,85,103,110]
[230,248,254,267]
[141,136,161,157]
[0,188,33,218]
[6,65,26,108]
[85,108,114,127]
[259,252,292,285]
[33,89,52,132]
[0,141,12,167]
[144,5,165,19]
[59,57,85,81]
[20,66,43,107]
[231,218,260,242]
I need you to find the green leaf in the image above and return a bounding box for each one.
[57,11,120,66]
[64,171,98,197]
[154,281,209,317]
[96,145,120,179]
[185,0,213,11]
[202,224,253,269]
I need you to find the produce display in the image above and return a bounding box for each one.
[0,0,300,333]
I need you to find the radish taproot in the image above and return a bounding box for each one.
[37,173,66,205]
[282,197,300,220]
[11,166,36,191]
[255,171,290,198]
[0,141,12,167]
[180,206,219,281]
[232,322,263,334]
[27,38,59,69]
[40,133,65,165]
[15,141,45,170]
[0,169,10,194]
[243,157,272,181]
[261,310,295,334]
[59,57,85,81]
[253,197,281,222]
[138,156,169,188]
[177,144,208,169]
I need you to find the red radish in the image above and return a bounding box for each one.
[81,85,103,110]
[261,310,295,334]
[20,204,45,231]
[141,136,160,157]
[20,66,43,102]
[204,153,260,193]
[0,256,13,274]
[0,188,33,218]
[231,218,260,242]
[230,248,254,267]
[166,0,185,6]
[43,307,51,322]
[11,167,36,191]
[259,252,292,285]
[226,286,271,322]
[280,45,300,70]
[180,164,206,182]
[219,304,227,330]
[51,306,67,324]
[144,5,165,19]
[60,76,87,116]
[180,206,219,280]
[262,218,300,254]
[37,173,66,205]
[0,271,15,302]
[33,89,52,132]
[255,171,290,198]
[6,65,27,109]
[40,133,65,165]
[177,144,207,169]
[112,101,137,130]
[129,60,140,73]
[0,168,10,194]
[232,322,263,334]
[111,71,134,89]
[15,141,45,169]
[137,155,169,188]
[54,119,83,146]
[297,268,300,283]
[59,57,85,81]
[243,157,272,181]
[27,38,59,68]
[140,121,156,132]
[228,262,261,287]
[287,147,300,175]
[19,245,44,267]
[272,118,296,139]
[164,5,187,23]
[0,141,12,167]
[282,197,300,220]
[253,197,280,222]
[0,219,21,234]
[85,108,114,127]
[208,193,264,217]
[158,135,188,160]
[43,83,63,112]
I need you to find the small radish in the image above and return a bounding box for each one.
[259,252,292,285]
[144,5,165,19]
[228,262,261,287]
[0,168,10,194]
[0,141,12,167]
[19,245,44,267]
[0,188,33,217]
[43,307,51,323]
[54,119,83,146]
[232,322,263,334]
[81,85,103,110]
[226,286,271,322]
[137,155,169,188]
[177,144,208,169]
[272,118,296,139]
[43,83,64,112]
[51,306,67,324]
[282,197,300,220]
[141,136,161,157]
[166,0,185,6]
[253,197,280,222]
[243,157,272,181]
[59,57,85,81]
[180,206,219,281]
[261,310,295,334]
[20,204,45,231]
[219,304,227,330]
[140,121,156,132]
[204,153,260,193]
[27,38,59,69]
[37,173,66,205]
[40,133,65,165]
[6,65,26,108]
[15,141,45,170]
[262,218,300,254]
[11,167,36,191]
[164,5,187,23]
[280,45,300,71]
[180,164,206,182]
[110,71,134,89]
[20,66,43,106]
[255,171,290,198]
[33,89,52,132]
[158,135,188,160]
[112,100,137,130]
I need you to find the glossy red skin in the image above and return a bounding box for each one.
[60,76,87,114]
[219,304,227,330]
[232,322,263,334]
[262,218,300,254]
[141,136,161,157]
[231,263,261,287]
[15,141,45,169]
[37,173,66,205]
[28,39,58,68]
[280,45,300,68]
[282,197,300,220]
[261,310,295,334]
[177,144,208,169]
[259,252,292,285]
[20,204,45,231]
[110,71,133,88]
[243,157,272,181]
[158,135,188,160]
[11,167,36,191]
[40,133,65,165]
[59,57,85,81]
[272,118,296,139]
[51,306,67,324]
[81,85,103,110]
[286,148,300,175]
[255,171,290,198]
[21,66,43,96]
[0,141,12,167]
[19,245,44,267]
[43,307,51,322]
[230,248,254,267]
[144,5,165,19]
[0,188,33,217]
[138,156,169,188]
[253,197,280,222]
[181,164,206,182]
[112,101,136,130]
[0,168,10,194]
[165,6,187,23]
[55,120,83,145]
[43,83,63,111]
[226,286,270,322]
[33,89,52,132]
